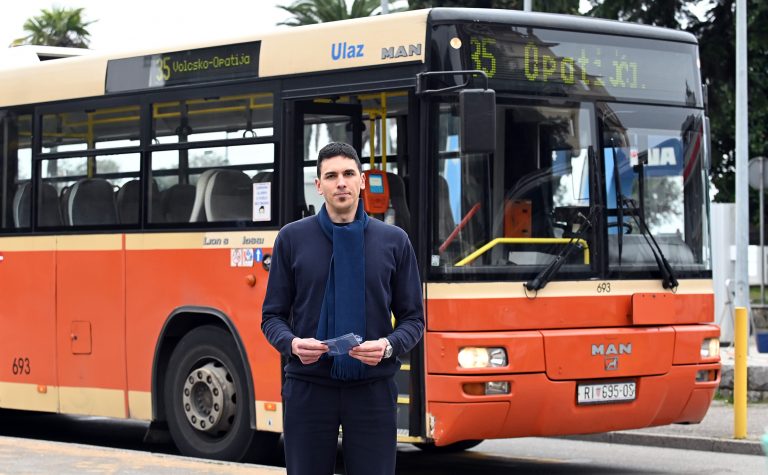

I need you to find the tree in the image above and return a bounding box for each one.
[586,1,768,209]
[278,0,385,26]
[583,0,696,29]
[689,0,768,206]
[13,6,94,48]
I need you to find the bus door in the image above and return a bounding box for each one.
[287,96,423,441]
[289,100,363,220]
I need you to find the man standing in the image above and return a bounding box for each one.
[262,142,424,475]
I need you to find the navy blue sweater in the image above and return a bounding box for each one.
[261,215,425,384]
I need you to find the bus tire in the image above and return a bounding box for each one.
[164,325,278,462]
[412,439,483,453]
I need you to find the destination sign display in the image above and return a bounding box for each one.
[457,24,700,105]
[106,41,260,93]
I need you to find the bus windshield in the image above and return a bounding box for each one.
[602,103,709,277]
[430,93,712,280]
[430,98,710,281]
[432,99,597,280]
[428,22,710,282]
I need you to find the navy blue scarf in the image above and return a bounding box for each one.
[316,201,369,381]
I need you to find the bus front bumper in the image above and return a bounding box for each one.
[426,364,720,446]
[424,327,721,446]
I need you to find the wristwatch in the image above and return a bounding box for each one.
[381,338,393,359]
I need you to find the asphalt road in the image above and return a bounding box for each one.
[0,410,764,474]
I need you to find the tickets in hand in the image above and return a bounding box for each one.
[322,333,363,356]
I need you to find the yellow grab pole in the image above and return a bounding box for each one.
[381,92,387,170]
[369,115,376,169]
[734,306,747,439]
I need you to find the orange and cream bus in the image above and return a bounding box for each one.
[0,8,719,462]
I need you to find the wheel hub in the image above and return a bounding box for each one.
[181,362,236,434]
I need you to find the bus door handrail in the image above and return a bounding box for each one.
[455,237,590,267]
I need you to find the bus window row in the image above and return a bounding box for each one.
[11,169,274,228]
[38,93,274,153]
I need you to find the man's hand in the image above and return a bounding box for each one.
[291,338,328,365]
[348,339,388,366]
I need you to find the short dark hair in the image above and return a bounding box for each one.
[316,142,362,178]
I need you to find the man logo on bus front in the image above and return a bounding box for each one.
[592,343,630,371]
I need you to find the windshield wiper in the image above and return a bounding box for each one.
[620,197,679,291]
[524,205,598,292]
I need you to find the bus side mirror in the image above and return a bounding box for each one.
[459,89,496,154]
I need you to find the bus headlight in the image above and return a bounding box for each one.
[700,338,720,359]
[458,347,508,368]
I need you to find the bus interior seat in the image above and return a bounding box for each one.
[205,169,252,221]
[12,182,31,227]
[13,182,62,228]
[386,172,411,235]
[116,179,140,224]
[147,179,163,222]
[40,183,62,227]
[68,178,118,226]
[189,169,220,222]
[159,183,195,223]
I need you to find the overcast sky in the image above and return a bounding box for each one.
[1,1,293,51]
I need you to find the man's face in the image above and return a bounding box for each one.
[315,155,365,217]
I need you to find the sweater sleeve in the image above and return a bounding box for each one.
[387,234,425,356]
[261,231,297,356]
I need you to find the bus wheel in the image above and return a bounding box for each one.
[412,439,483,453]
[164,325,278,462]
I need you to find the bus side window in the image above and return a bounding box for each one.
[149,92,276,226]
[1,113,32,231]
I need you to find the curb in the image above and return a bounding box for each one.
[563,432,764,456]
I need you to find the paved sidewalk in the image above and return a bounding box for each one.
[0,435,285,474]
[569,400,768,456]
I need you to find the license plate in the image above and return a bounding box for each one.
[577,381,636,405]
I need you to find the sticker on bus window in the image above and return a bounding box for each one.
[253,182,271,222]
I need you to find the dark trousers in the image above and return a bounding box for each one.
[282,377,398,475]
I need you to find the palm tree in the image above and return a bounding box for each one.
[13,6,94,48]
[278,0,384,26]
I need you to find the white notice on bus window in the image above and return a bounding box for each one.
[253,182,271,221]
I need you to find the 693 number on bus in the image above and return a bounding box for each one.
[11,357,30,375]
